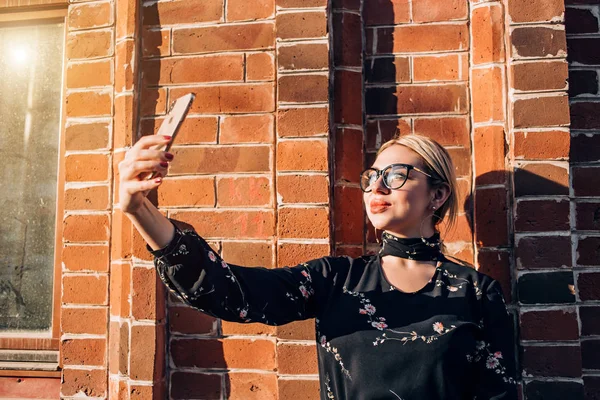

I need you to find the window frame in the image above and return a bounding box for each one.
[0,4,68,368]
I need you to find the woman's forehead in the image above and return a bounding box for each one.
[372,145,423,169]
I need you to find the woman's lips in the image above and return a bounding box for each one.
[369,200,391,213]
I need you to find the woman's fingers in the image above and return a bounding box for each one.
[135,149,174,162]
[119,159,168,181]
[124,176,164,195]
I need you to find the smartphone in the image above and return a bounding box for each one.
[148,93,195,179]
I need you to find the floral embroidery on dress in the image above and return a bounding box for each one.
[172,244,189,256]
[324,375,335,399]
[344,288,388,330]
[374,322,456,346]
[320,334,352,379]
[286,265,315,302]
[466,340,516,384]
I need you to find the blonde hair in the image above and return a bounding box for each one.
[376,134,459,235]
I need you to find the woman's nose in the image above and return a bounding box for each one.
[372,175,389,194]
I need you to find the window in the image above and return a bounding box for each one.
[0,19,65,336]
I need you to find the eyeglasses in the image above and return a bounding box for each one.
[360,163,432,192]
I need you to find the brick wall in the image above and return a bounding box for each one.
[2,0,598,398]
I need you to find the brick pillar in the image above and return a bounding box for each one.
[566,0,600,398]
[275,1,331,398]
[502,0,581,397]
[60,0,115,397]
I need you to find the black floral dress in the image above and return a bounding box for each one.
[150,224,518,400]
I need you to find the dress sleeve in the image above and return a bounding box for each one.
[150,222,338,326]
[470,280,519,400]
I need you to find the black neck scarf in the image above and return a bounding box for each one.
[379,231,444,261]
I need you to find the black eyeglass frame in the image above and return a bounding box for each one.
[360,163,433,193]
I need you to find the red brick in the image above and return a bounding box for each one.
[477,250,512,303]
[0,377,60,398]
[514,96,570,128]
[64,214,110,242]
[228,0,274,20]
[228,372,277,400]
[108,321,128,375]
[277,343,318,374]
[69,2,113,30]
[474,125,506,185]
[62,307,107,335]
[217,177,272,207]
[278,43,328,71]
[221,320,277,336]
[171,338,276,369]
[130,325,166,381]
[520,310,579,340]
[65,185,110,211]
[171,372,221,400]
[447,147,472,177]
[571,133,600,163]
[140,87,167,116]
[142,28,170,58]
[333,12,362,68]
[471,5,505,64]
[516,236,572,269]
[334,186,364,245]
[573,167,600,197]
[335,128,363,184]
[442,213,473,243]
[132,267,166,321]
[472,67,505,123]
[173,23,274,54]
[514,163,569,196]
[62,368,107,397]
[279,74,328,103]
[580,306,600,336]
[109,262,132,318]
[277,243,330,266]
[277,107,328,137]
[278,207,329,239]
[363,0,410,25]
[169,146,270,174]
[576,202,600,231]
[63,275,109,305]
[114,94,135,149]
[413,0,467,22]
[65,122,110,151]
[279,379,320,400]
[511,26,566,58]
[571,102,600,130]
[276,319,316,340]
[366,84,468,115]
[371,24,468,54]
[413,54,466,82]
[141,116,218,144]
[364,119,410,152]
[365,56,411,84]
[277,140,328,171]
[143,55,244,85]
[143,0,223,25]
[508,0,565,23]
[514,130,570,160]
[278,0,326,7]
[158,177,215,208]
[516,199,570,232]
[67,30,113,60]
[221,241,273,268]
[512,61,568,92]
[522,346,581,377]
[67,60,112,88]
[579,272,600,300]
[169,306,217,335]
[115,0,136,39]
[335,70,362,125]
[171,84,275,113]
[577,237,600,266]
[247,52,275,81]
[170,210,275,239]
[474,188,509,247]
[220,115,273,143]
[66,91,112,117]
[63,245,110,272]
[62,338,106,366]
[276,11,327,39]
[413,117,469,148]
[277,174,329,204]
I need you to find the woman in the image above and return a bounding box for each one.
[119,134,518,399]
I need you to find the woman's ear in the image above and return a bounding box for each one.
[430,183,451,209]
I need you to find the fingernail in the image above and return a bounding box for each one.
[160,161,169,168]
[163,135,172,140]
[165,152,174,160]
[155,177,162,183]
